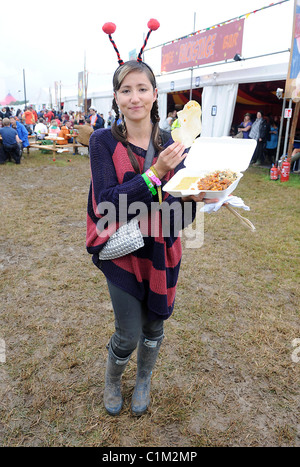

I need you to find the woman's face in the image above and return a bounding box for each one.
[114,71,157,124]
[257,112,262,119]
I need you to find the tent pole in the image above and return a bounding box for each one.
[189,12,196,101]
[282,98,293,159]
[275,97,286,163]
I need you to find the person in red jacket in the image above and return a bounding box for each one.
[44,109,54,124]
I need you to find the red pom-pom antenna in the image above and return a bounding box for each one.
[102,22,124,66]
[137,19,160,62]
[102,22,116,35]
[147,19,160,31]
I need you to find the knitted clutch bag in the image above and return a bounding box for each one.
[98,218,144,260]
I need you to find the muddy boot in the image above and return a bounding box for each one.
[131,335,164,416]
[103,345,131,416]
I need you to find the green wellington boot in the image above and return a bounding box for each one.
[103,345,131,416]
[131,335,164,416]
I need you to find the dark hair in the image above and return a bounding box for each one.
[111,60,162,174]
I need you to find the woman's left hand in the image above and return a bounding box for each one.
[181,193,219,204]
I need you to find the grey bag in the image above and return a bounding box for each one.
[98,218,144,260]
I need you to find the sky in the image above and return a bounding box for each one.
[0,0,294,106]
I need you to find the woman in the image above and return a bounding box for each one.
[161,110,177,133]
[86,60,219,417]
[265,119,279,165]
[250,111,268,164]
[237,113,252,139]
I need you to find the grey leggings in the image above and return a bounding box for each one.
[106,280,164,358]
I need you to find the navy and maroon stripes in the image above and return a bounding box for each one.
[86,128,194,320]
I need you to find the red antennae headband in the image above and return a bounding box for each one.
[102,19,160,66]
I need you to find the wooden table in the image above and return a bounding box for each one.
[66,133,81,154]
[27,135,66,157]
[44,135,65,156]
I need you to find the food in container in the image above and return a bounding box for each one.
[163,137,257,200]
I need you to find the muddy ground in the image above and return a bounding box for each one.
[0,152,299,447]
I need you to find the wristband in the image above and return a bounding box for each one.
[142,173,157,196]
[149,166,161,182]
[145,169,161,187]
[148,167,162,204]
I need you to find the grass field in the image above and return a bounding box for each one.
[0,151,299,447]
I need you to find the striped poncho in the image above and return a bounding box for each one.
[86,128,196,321]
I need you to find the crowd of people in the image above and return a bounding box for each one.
[1,104,298,170]
[232,111,280,166]
[0,105,113,164]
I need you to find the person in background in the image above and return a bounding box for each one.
[23,107,35,133]
[10,117,29,155]
[58,121,73,145]
[89,106,104,130]
[74,111,85,125]
[106,111,115,127]
[30,106,38,124]
[16,109,23,120]
[265,118,279,165]
[161,110,176,133]
[68,111,75,125]
[49,119,61,136]
[250,111,268,165]
[62,112,69,123]
[100,113,106,127]
[23,106,35,132]
[0,117,22,164]
[0,107,11,119]
[237,113,252,139]
[34,118,48,140]
[37,109,44,119]
[44,109,55,124]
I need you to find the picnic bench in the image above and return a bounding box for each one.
[28,134,85,156]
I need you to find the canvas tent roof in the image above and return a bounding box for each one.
[0,93,17,106]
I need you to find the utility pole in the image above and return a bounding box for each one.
[23,69,27,107]
[84,50,88,114]
[189,12,196,101]
[59,81,62,111]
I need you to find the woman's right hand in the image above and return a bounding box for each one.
[153,142,186,179]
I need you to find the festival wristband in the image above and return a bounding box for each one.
[149,166,161,182]
[145,169,161,186]
[149,166,163,204]
[142,173,157,196]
